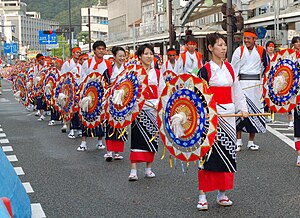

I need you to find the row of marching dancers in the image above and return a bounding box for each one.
[10,31,300,211]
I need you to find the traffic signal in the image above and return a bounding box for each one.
[185,29,192,36]
[236,14,244,31]
[173,31,176,41]
[221,3,244,33]
[43,30,53,34]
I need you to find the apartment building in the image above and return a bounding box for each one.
[245,0,300,46]
[107,0,141,46]
[81,5,108,42]
[0,0,59,56]
[107,0,300,53]
[107,0,181,53]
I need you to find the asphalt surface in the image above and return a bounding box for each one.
[0,79,300,218]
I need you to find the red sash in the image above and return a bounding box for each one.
[204,62,234,104]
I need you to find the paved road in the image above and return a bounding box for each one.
[0,79,299,218]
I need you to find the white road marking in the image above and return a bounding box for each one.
[273,127,293,131]
[7,154,18,162]
[0,98,10,103]
[267,123,289,126]
[0,132,7,137]
[26,111,37,116]
[283,133,294,136]
[22,182,34,193]
[0,138,9,144]
[14,167,25,175]
[31,203,46,218]
[1,146,13,152]
[267,125,295,150]
[0,124,46,217]
[2,89,12,92]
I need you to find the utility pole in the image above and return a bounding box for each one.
[68,0,72,56]
[168,0,174,48]
[227,0,233,61]
[88,8,91,52]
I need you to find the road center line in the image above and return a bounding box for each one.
[266,125,295,150]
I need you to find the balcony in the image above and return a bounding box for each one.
[107,20,168,44]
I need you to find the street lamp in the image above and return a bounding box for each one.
[68,0,72,56]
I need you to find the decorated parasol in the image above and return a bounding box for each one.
[78,72,108,128]
[163,70,177,83]
[33,71,46,98]
[105,64,148,129]
[13,73,29,106]
[263,49,300,113]
[157,74,218,162]
[44,68,59,105]
[53,72,76,122]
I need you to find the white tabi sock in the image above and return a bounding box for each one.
[98,140,103,146]
[217,191,226,199]
[80,141,87,147]
[248,141,254,146]
[199,194,207,201]
[130,169,137,176]
[145,168,152,174]
[236,139,242,146]
[297,156,300,163]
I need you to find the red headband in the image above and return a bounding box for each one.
[244,32,257,38]
[167,50,177,55]
[72,47,81,53]
[186,41,197,45]
[55,59,63,65]
[267,43,275,47]
[79,54,88,60]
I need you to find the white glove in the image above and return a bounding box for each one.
[112,89,124,106]
[26,81,31,89]
[44,83,52,95]
[34,76,41,86]
[273,75,287,94]
[14,90,21,101]
[170,112,187,138]
[57,93,68,107]
[80,95,92,112]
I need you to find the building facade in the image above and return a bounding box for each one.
[0,0,59,57]
[81,5,108,42]
[107,0,181,53]
[106,0,300,55]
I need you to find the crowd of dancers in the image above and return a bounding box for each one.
[4,28,300,211]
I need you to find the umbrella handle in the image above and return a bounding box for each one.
[219,113,271,117]
[144,102,157,110]
[145,102,271,118]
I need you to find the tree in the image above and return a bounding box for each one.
[77,31,89,44]
[52,35,70,60]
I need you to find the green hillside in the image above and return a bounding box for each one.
[23,0,107,35]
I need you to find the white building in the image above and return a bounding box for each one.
[0,0,59,56]
[106,0,300,54]
[81,5,108,42]
[107,0,181,52]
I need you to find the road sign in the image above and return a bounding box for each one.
[256,27,267,39]
[46,44,59,49]
[4,43,18,55]
[38,30,57,44]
